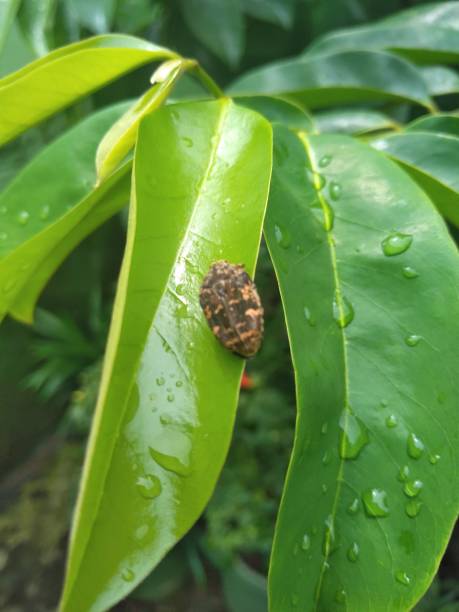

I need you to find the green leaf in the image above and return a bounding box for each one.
[67,0,116,34]
[229,50,433,110]
[406,113,459,137]
[180,0,245,69]
[0,34,177,145]
[59,99,272,612]
[96,59,186,182]
[265,126,459,611]
[17,0,57,56]
[373,130,459,226]
[382,2,459,30]
[420,65,459,96]
[314,108,398,135]
[0,103,132,323]
[235,95,314,132]
[0,0,20,54]
[243,0,295,29]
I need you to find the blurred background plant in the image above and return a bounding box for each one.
[0,1,458,610]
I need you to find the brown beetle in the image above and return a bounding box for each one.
[199,260,264,358]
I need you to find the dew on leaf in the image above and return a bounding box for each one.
[273,224,291,249]
[323,514,336,555]
[39,205,50,220]
[182,136,193,148]
[321,422,328,435]
[136,474,162,499]
[176,380,183,388]
[329,180,342,201]
[398,465,410,482]
[362,488,389,518]
[149,446,191,476]
[381,232,413,256]
[121,569,135,582]
[339,411,369,459]
[405,334,422,347]
[380,399,389,408]
[405,500,422,518]
[386,415,398,428]
[301,533,311,551]
[335,589,347,603]
[156,376,165,386]
[291,593,299,606]
[307,169,326,190]
[167,393,175,402]
[160,414,173,425]
[347,542,360,562]
[395,571,411,586]
[429,453,440,465]
[333,293,354,328]
[402,265,418,279]
[347,498,360,515]
[303,306,316,326]
[407,433,424,459]
[322,451,331,466]
[318,154,332,168]
[322,483,328,494]
[403,479,423,498]
[17,211,30,225]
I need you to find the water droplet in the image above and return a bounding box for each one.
[301,533,311,551]
[303,306,316,326]
[405,500,422,518]
[176,380,183,388]
[321,422,328,435]
[407,433,424,459]
[188,341,195,350]
[329,181,342,201]
[291,593,299,606]
[176,283,186,295]
[335,589,347,604]
[323,514,336,555]
[322,450,331,466]
[386,415,398,428]
[347,498,360,515]
[0,205,7,214]
[319,154,332,168]
[403,479,423,498]
[122,568,135,582]
[149,447,191,476]
[17,211,30,225]
[39,205,50,220]
[333,293,354,328]
[135,525,149,541]
[395,571,411,586]
[182,136,193,147]
[405,334,421,347]
[293,543,299,556]
[156,376,165,386]
[273,224,291,249]
[3,279,16,293]
[347,542,360,562]
[160,414,173,425]
[0,232,7,241]
[296,244,305,254]
[402,265,418,279]
[136,474,162,499]
[398,465,410,482]
[380,399,389,408]
[321,483,328,494]
[167,393,175,402]
[381,232,413,256]
[362,488,389,518]
[429,453,440,465]
[339,411,369,459]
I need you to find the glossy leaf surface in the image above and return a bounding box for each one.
[0,0,20,53]
[0,34,176,145]
[60,99,272,612]
[235,95,314,131]
[229,50,432,110]
[314,108,397,135]
[0,103,131,323]
[373,129,459,226]
[421,65,459,96]
[265,127,459,611]
[243,0,295,28]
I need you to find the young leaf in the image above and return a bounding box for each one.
[96,59,186,182]
[0,34,177,145]
[265,126,459,611]
[373,130,459,227]
[59,99,272,612]
[229,50,433,110]
[0,103,132,323]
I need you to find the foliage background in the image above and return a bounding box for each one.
[0,1,458,610]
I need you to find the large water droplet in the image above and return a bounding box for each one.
[122,568,135,582]
[403,479,423,498]
[149,447,191,477]
[395,571,411,586]
[347,542,360,562]
[347,498,360,515]
[385,415,398,429]
[303,306,316,327]
[362,488,389,517]
[329,181,342,201]
[405,334,422,347]
[398,465,410,482]
[301,533,311,551]
[402,265,418,279]
[274,224,291,249]
[319,154,332,168]
[333,293,354,328]
[39,205,50,220]
[136,474,162,499]
[381,232,413,256]
[17,211,30,225]
[339,411,369,459]
[405,500,422,518]
[407,433,424,459]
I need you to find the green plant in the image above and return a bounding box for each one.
[1,3,459,611]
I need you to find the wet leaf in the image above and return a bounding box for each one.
[314,108,397,135]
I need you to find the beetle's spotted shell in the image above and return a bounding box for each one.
[199,260,264,358]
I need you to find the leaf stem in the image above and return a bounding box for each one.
[188,62,225,98]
